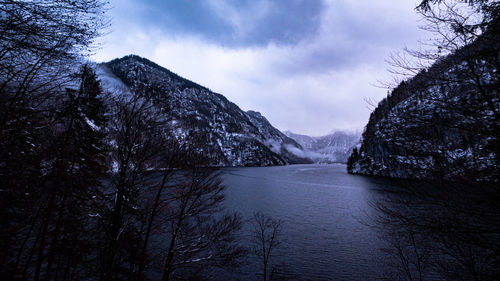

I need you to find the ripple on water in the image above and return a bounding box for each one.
[221,164,400,281]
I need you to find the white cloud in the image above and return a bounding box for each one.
[92,0,426,136]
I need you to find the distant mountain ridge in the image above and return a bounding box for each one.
[98,55,311,166]
[284,130,360,163]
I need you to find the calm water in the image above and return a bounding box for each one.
[220,164,403,281]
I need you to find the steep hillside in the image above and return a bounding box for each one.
[285,131,360,163]
[246,111,314,164]
[347,32,499,181]
[98,55,310,166]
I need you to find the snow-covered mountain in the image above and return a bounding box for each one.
[97,55,311,166]
[284,131,360,163]
[347,31,499,181]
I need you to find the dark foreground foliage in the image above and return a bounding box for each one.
[0,1,245,280]
[371,179,500,281]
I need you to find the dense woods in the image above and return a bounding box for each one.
[0,1,247,280]
[1,1,108,279]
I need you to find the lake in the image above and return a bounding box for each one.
[219,164,403,281]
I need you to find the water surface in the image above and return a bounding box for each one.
[220,164,402,281]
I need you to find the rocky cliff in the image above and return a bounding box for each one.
[347,31,499,181]
[98,55,311,166]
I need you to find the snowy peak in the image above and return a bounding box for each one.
[105,54,208,92]
[284,130,360,163]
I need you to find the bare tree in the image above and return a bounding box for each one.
[158,168,246,281]
[0,0,109,121]
[350,0,499,181]
[92,91,246,281]
[134,140,183,280]
[385,0,498,82]
[96,93,168,280]
[381,0,499,122]
[370,179,500,281]
[251,212,283,281]
[0,2,108,279]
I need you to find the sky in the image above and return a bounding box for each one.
[92,0,427,136]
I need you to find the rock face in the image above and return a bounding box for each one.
[347,33,499,181]
[284,131,360,163]
[98,55,311,166]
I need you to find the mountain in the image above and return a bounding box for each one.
[347,31,499,181]
[97,55,311,167]
[284,131,360,163]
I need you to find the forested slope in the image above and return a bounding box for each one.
[100,55,311,166]
[347,21,499,181]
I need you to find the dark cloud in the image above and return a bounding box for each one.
[127,0,324,47]
[272,1,424,76]
[243,0,324,46]
[140,1,232,41]
[95,0,424,135]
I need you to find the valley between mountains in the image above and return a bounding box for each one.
[97,54,360,167]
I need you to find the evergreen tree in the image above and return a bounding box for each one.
[3,64,109,281]
[35,64,108,281]
[0,0,108,278]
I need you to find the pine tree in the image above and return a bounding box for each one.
[0,0,108,278]
[31,64,108,280]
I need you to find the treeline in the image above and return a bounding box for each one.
[0,1,253,280]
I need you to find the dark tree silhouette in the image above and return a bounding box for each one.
[0,1,109,279]
[0,1,249,280]
[371,179,500,281]
[251,212,283,281]
[349,1,499,279]
[32,64,108,281]
[92,92,246,281]
[158,168,246,281]
[1,63,109,280]
[97,94,164,281]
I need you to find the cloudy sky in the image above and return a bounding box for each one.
[92,0,427,136]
